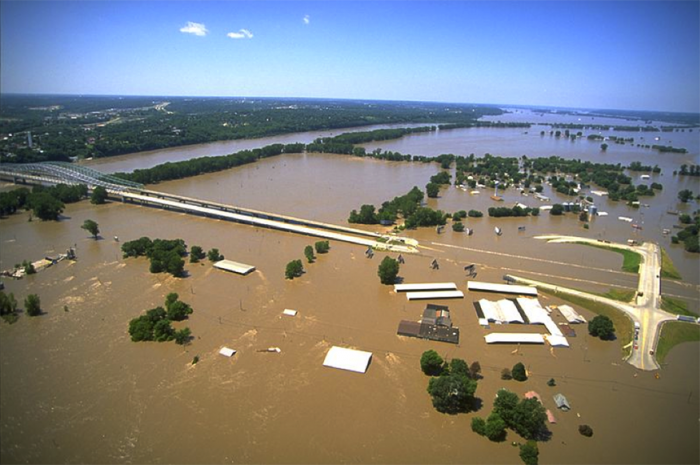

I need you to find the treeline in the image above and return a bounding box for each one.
[121,237,188,277]
[114,143,302,185]
[0,184,88,220]
[488,206,539,218]
[671,215,699,253]
[628,161,661,173]
[652,145,687,153]
[437,121,531,130]
[678,164,700,176]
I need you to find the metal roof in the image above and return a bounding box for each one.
[323,346,373,374]
[468,281,538,296]
[484,333,545,344]
[394,282,457,292]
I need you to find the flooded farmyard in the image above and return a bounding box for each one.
[1,120,699,464]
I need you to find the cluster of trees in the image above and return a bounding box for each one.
[121,237,187,277]
[488,206,539,218]
[678,164,700,176]
[472,389,548,446]
[285,241,330,279]
[0,184,90,221]
[420,350,481,414]
[652,145,687,153]
[128,293,192,344]
[0,291,41,323]
[628,162,661,173]
[678,189,696,203]
[588,315,615,340]
[671,215,699,253]
[348,186,446,229]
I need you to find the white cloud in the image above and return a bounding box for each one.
[180,21,208,36]
[303,15,310,25]
[227,29,253,39]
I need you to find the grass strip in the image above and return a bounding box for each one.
[659,247,682,280]
[660,296,697,317]
[541,288,634,358]
[656,322,700,364]
[572,242,641,273]
[601,288,636,302]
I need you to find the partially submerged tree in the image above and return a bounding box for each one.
[304,245,315,263]
[24,294,41,317]
[314,241,330,254]
[377,256,400,285]
[285,259,304,279]
[512,362,527,382]
[90,186,108,205]
[519,440,539,465]
[81,219,100,239]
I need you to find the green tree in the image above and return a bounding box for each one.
[0,291,18,315]
[81,219,100,239]
[601,143,608,152]
[315,241,330,254]
[377,256,400,285]
[285,259,304,279]
[579,211,588,222]
[452,221,465,232]
[493,389,520,426]
[468,209,484,218]
[588,315,615,339]
[426,182,440,198]
[511,398,548,440]
[90,186,108,204]
[129,317,154,341]
[449,358,470,377]
[485,412,507,442]
[189,245,205,263]
[166,300,193,321]
[678,189,694,203]
[24,293,41,317]
[550,204,564,215]
[471,417,486,436]
[174,327,192,345]
[153,319,175,342]
[304,245,315,263]
[519,440,539,465]
[469,361,482,379]
[427,372,477,414]
[207,248,224,262]
[29,192,64,221]
[512,362,527,381]
[420,350,444,376]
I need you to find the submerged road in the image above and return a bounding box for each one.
[508,235,681,371]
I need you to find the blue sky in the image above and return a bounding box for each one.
[1,1,699,112]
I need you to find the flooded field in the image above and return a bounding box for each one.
[2,118,699,464]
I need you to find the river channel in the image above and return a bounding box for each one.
[1,113,699,464]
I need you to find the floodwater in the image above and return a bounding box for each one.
[2,114,699,464]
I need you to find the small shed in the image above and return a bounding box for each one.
[219,347,236,357]
[553,393,571,411]
[213,259,256,275]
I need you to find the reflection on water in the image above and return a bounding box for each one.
[1,117,699,464]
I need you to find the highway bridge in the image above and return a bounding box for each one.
[0,162,418,253]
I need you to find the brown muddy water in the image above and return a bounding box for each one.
[2,125,699,464]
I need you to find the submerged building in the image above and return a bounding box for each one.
[397,304,460,344]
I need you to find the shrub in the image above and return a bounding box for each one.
[468,209,484,218]
[452,222,465,232]
[547,378,556,387]
[501,368,512,380]
[190,245,205,263]
[207,248,224,262]
[579,424,594,437]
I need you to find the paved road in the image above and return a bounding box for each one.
[511,235,678,371]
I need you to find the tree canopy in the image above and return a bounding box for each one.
[377,256,400,285]
[588,315,615,340]
[81,219,100,239]
[420,350,445,376]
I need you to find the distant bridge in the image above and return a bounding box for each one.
[0,162,418,253]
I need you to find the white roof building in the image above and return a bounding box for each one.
[480,299,525,324]
[558,305,587,323]
[484,333,545,344]
[323,346,373,374]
